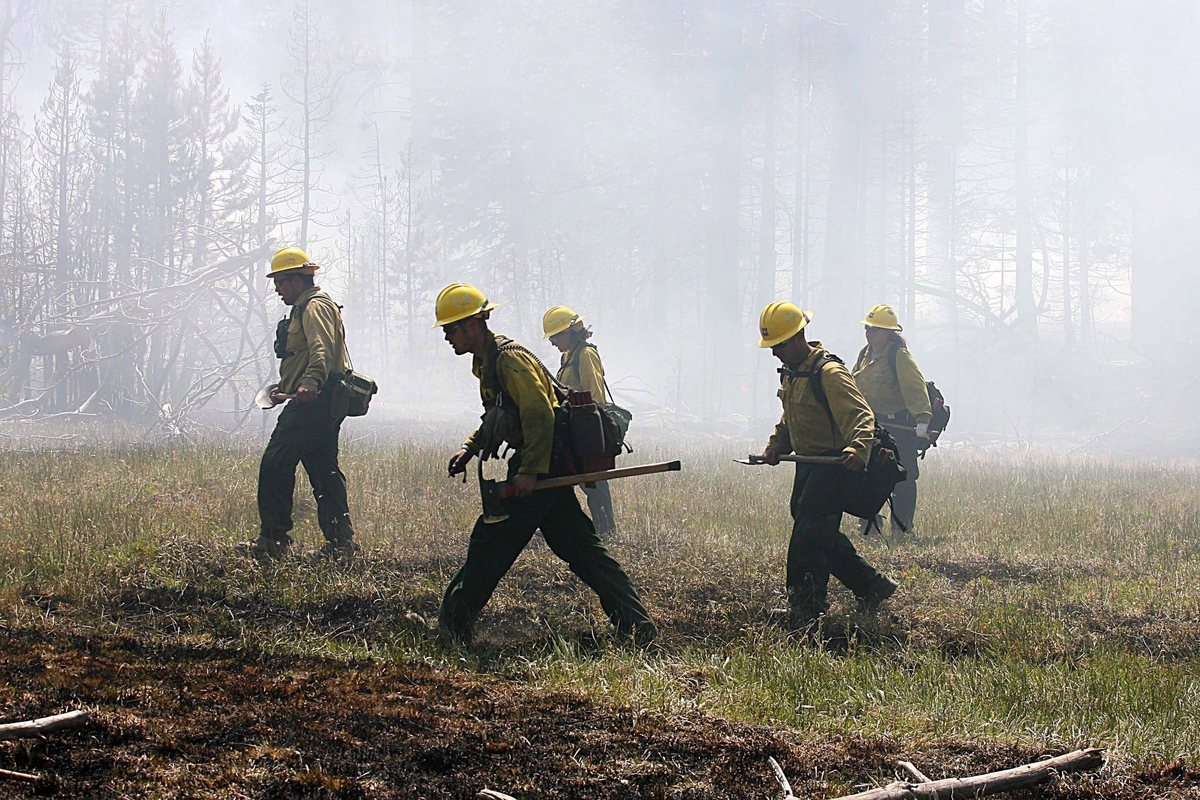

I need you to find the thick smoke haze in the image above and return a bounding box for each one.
[2,1,1198,453]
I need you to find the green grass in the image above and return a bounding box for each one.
[2,435,1199,766]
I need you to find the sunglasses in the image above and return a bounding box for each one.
[443,320,468,335]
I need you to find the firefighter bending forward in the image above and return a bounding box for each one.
[435,283,656,647]
[253,247,356,560]
[756,302,898,629]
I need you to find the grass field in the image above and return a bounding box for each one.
[1,432,1199,798]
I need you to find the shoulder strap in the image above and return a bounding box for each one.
[292,292,352,369]
[888,342,900,383]
[584,343,617,405]
[487,335,569,408]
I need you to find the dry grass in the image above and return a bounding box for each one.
[2,432,1199,794]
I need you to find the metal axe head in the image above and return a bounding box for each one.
[480,478,510,524]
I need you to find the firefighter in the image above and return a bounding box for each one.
[756,302,898,628]
[543,305,616,536]
[852,304,931,539]
[436,283,655,647]
[253,247,357,560]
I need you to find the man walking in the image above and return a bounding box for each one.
[436,282,655,647]
[756,301,898,629]
[253,247,357,560]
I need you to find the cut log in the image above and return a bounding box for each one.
[829,748,1105,800]
[0,710,90,741]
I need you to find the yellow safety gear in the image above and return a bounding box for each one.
[463,332,559,475]
[758,302,812,348]
[558,342,607,403]
[861,303,902,331]
[267,246,319,277]
[434,283,497,328]
[277,288,349,394]
[852,342,932,424]
[767,342,876,465]
[542,305,582,339]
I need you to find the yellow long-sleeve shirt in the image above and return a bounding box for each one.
[556,342,607,402]
[851,342,932,424]
[464,332,559,476]
[278,287,349,394]
[766,343,876,465]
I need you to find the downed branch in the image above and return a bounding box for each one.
[769,755,796,799]
[828,747,1105,800]
[0,767,39,782]
[476,791,519,800]
[896,761,931,783]
[0,710,90,741]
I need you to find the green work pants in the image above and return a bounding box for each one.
[440,463,651,641]
[889,426,920,532]
[787,462,889,616]
[257,390,350,543]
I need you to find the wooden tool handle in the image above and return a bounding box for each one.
[534,460,681,491]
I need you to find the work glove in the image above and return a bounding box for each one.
[915,422,930,440]
[447,447,473,477]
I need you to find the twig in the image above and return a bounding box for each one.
[0,710,90,741]
[896,761,931,783]
[827,747,1104,800]
[769,756,796,799]
[0,767,39,782]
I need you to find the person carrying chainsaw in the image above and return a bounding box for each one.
[436,283,655,647]
[852,304,932,540]
[543,305,617,536]
[756,302,898,630]
[253,246,357,561]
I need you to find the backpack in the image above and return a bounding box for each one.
[484,336,625,474]
[785,353,908,529]
[856,344,950,458]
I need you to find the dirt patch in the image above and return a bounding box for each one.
[0,627,1191,799]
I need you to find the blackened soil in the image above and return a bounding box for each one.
[0,627,1190,799]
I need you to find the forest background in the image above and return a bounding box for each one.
[0,0,1196,452]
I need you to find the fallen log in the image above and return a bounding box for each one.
[0,710,90,741]
[828,747,1105,800]
[476,791,519,800]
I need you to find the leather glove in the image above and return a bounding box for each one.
[915,422,930,440]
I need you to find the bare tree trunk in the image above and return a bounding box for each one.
[925,0,962,332]
[1013,0,1035,337]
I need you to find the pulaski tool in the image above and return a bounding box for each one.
[254,382,295,410]
[480,460,682,524]
[734,454,847,466]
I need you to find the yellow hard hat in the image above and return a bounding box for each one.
[433,283,497,328]
[542,305,582,338]
[267,246,318,277]
[861,303,902,331]
[758,302,812,348]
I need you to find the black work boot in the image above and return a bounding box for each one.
[856,576,899,616]
[615,620,658,650]
[317,516,358,561]
[249,532,292,561]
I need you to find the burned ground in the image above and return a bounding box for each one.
[0,625,1182,800]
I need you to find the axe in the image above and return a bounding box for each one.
[480,460,681,524]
